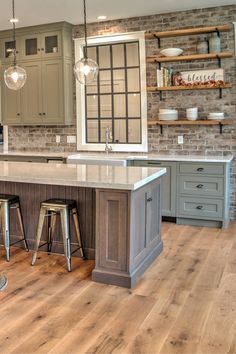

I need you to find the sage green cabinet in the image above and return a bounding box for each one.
[177,162,230,228]
[0,22,73,126]
[1,69,22,124]
[21,31,62,61]
[132,160,177,217]
[131,159,230,228]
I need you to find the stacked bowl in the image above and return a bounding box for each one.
[159,109,178,121]
[208,112,224,120]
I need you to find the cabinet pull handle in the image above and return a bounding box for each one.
[147,162,162,165]
[196,184,204,189]
[196,205,204,210]
[147,197,153,202]
[197,167,204,172]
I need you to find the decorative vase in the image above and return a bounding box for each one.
[209,33,221,53]
[197,38,208,54]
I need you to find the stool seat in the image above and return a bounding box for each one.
[41,199,77,209]
[0,194,19,204]
[32,198,84,272]
[0,194,28,261]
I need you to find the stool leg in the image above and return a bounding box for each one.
[1,202,10,262]
[72,207,84,258]
[16,202,29,252]
[47,212,56,253]
[60,208,71,272]
[32,207,46,266]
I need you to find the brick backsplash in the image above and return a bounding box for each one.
[7,5,236,217]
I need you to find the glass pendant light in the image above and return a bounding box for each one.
[4,0,27,91]
[74,0,99,85]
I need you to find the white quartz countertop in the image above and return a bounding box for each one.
[0,161,166,190]
[0,150,233,163]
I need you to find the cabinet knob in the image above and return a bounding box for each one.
[196,184,204,189]
[38,48,41,51]
[197,167,204,172]
[17,113,20,116]
[41,48,45,51]
[39,113,42,116]
[43,113,46,116]
[196,205,204,210]
[147,197,153,202]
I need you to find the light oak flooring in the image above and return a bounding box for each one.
[0,221,236,354]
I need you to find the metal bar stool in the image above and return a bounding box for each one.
[31,199,84,272]
[0,194,29,261]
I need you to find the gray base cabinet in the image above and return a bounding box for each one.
[131,159,230,228]
[132,160,177,217]
[92,179,163,288]
[177,162,230,228]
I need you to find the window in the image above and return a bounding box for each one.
[75,32,147,152]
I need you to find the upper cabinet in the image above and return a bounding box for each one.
[21,31,62,61]
[0,22,73,126]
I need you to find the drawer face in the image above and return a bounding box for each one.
[178,197,223,219]
[179,176,224,197]
[179,163,224,175]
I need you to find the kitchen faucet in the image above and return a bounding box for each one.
[105,127,113,154]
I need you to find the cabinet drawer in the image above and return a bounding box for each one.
[179,163,224,175]
[179,176,224,197]
[178,197,223,219]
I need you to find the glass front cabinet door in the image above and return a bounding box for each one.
[21,31,61,60]
[1,37,21,63]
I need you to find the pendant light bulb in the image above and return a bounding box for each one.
[4,65,27,90]
[74,57,99,85]
[4,0,27,91]
[74,0,99,85]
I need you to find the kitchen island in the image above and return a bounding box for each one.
[0,161,166,288]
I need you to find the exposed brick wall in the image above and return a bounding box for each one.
[7,5,236,217]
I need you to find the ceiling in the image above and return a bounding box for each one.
[0,0,234,30]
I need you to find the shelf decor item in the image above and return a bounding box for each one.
[160,48,183,57]
[178,68,224,87]
[209,32,221,53]
[74,0,99,85]
[4,0,27,90]
[196,38,209,54]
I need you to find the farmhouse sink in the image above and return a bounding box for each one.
[67,154,128,166]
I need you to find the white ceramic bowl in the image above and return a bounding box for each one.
[159,109,177,113]
[159,112,178,120]
[186,116,198,121]
[208,112,224,117]
[160,48,183,57]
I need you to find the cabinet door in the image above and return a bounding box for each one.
[21,34,41,61]
[21,61,43,124]
[1,37,21,63]
[1,69,22,125]
[132,160,177,217]
[41,31,62,58]
[41,60,64,124]
[146,182,161,244]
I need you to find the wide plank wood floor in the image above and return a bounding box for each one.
[0,221,236,354]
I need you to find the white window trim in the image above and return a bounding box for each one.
[74,31,148,152]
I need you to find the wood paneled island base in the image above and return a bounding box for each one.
[0,178,163,288]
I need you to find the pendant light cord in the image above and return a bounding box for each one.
[83,0,88,59]
[12,0,16,67]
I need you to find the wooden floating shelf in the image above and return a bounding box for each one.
[148,119,233,134]
[147,52,233,63]
[145,24,231,39]
[148,119,233,126]
[147,84,232,92]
